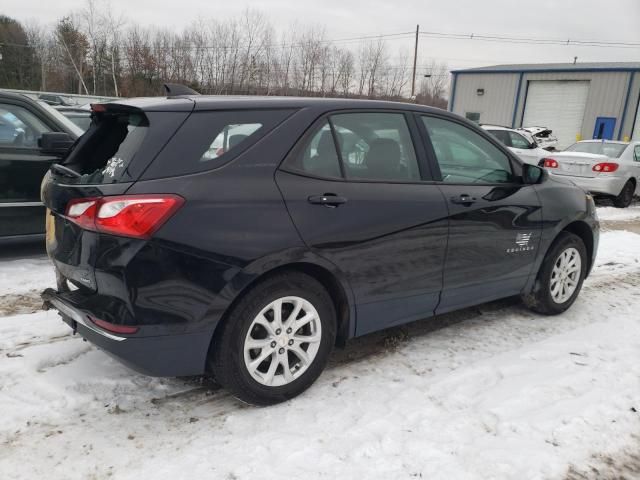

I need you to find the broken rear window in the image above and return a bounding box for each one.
[62,110,151,184]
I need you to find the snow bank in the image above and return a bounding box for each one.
[596,204,640,222]
[0,256,54,295]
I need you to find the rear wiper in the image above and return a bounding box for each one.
[50,163,81,179]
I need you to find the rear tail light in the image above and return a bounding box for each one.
[66,200,98,230]
[592,162,619,173]
[65,194,184,239]
[89,316,139,334]
[542,158,558,168]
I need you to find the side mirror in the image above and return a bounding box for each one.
[39,132,75,157]
[522,163,546,184]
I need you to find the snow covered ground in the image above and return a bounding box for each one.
[595,202,640,222]
[1,212,639,479]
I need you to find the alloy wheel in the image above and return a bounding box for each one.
[243,296,322,387]
[550,247,582,304]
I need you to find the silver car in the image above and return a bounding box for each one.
[482,125,549,166]
[542,140,640,207]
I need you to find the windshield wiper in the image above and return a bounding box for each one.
[50,163,81,179]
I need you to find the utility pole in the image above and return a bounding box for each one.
[411,24,419,99]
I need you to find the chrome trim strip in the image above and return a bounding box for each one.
[0,202,44,208]
[48,297,127,342]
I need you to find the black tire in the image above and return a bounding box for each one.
[612,180,635,208]
[522,232,587,315]
[209,272,336,406]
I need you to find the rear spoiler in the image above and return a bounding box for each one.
[163,83,200,96]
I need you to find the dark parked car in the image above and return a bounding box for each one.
[41,96,599,405]
[0,91,82,240]
[38,93,76,107]
[55,106,92,131]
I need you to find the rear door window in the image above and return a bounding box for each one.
[283,112,421,182]
[284,120,343,178]
[331,112,421,182]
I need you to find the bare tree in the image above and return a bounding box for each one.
[337,49,354,96]
[103,2,125,96]
[81,0,108,94]
[3,6,446,104]
[24,21,53,91]
[56,16,89,94]
[417,59,449,107]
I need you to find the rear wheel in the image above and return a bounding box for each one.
[209,272,336,406]
[522,232,587,315]
[613,180,635,208]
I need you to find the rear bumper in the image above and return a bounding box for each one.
[550,173,626,197]
[42,289,211,377]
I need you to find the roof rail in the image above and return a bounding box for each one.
[163,83,200,96]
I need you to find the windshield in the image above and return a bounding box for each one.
[565,142,627,158]
[37,101,84,137]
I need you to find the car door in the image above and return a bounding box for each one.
[0,100,57,237]
[418,114,543,314]
[276,111,449,335]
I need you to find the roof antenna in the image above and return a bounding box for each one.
[163,83,200,96]
[573,56,578,64]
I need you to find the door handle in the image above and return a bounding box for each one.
[450,194,477,206]
[308,193,348,207]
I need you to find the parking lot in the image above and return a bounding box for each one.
[0,203,638,480]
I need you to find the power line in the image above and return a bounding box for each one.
[0,31,416,52]
[419,30,640,48]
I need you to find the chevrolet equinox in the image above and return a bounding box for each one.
[41,95,599,405]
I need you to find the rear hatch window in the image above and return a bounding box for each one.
[84,112,146,183]
[61,106,190,184]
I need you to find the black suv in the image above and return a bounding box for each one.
[0,91,81,240]
[42,96,599,405]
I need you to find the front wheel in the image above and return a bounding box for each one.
[522,232,587,315]
[209,272,336,406]
[613,180,635,208]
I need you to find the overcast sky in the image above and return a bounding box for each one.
[4,0,640,72]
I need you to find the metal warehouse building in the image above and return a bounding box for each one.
[448,62,640,148]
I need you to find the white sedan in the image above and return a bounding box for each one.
[541,140,640,208]
[482,125,549,166]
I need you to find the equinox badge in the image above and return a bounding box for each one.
[508,233,534,253]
